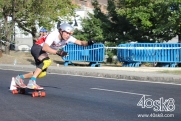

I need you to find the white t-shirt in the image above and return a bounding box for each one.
[39,30,76,50]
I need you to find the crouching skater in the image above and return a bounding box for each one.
[14,23,95,89]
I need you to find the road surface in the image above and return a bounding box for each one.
[0,69,180,121]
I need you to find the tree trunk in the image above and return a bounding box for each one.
[5,44,10,54]
[4,35,11,54]
[33,38,37,44]
[31,32,38,44]
[0,40,2,51]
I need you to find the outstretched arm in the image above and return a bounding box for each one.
[74,38,95,46]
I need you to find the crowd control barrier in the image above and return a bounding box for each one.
[62,43,104,67]
[117,43,181,67]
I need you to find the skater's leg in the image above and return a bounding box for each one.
[26,44,51,89]
[14,44,43,88]
[23,72,34,78]
[27,68,44,89]
[27,57,51,89]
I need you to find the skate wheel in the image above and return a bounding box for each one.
[40,92,46,97]
[12,90,18,94]
[32,92,38,97]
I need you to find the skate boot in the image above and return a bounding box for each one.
[14,75,27,88]
[27,80,43,89]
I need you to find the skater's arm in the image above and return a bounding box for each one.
[42,43,57,54]
[74,40,88,46]
[74,38,95,46]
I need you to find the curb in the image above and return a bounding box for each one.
[47,68,181,84]
[0,64,181,84]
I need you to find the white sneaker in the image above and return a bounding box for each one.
[27,80,43,89]
[14,75,27,88]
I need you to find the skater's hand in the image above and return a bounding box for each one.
[56,49,68,57]
[88,38,96,45]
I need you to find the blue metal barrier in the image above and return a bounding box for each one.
[62,43,104,67]
[117,43,181,67]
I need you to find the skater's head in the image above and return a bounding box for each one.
[58,23,74,40]
[39,28,48,37]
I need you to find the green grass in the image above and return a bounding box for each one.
[159,70,181,75]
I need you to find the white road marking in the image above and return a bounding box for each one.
[91,88,151,96]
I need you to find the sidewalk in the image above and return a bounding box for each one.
[0,64,181,84]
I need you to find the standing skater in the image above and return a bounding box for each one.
[14,23,95,89]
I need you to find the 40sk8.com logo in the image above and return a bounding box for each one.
[137,95,175,112]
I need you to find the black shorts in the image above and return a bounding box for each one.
[31,44,46,66]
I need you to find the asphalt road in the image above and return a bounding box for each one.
[0,69,180,121]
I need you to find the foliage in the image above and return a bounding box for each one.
[14,0,77,42]
[0,0,78,54]
[1,0,181,55]
[74,0,110,43]
[74,0,152,44]
[116,0,181,42]
[74,0,181,43]
[104,41,117,58]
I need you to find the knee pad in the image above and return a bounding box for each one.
[37,57,52,70]
[37,71,47,78]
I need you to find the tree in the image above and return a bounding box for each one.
[0,0,15,54]
[74,0,115,44]
[74,0,144,45]
[0,0,78,54]
[15,0,78,42]
[116,0,181,42]
[74,0,108,44]
[106,0,141,43]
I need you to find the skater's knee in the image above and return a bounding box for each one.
[42,58,52,70]
[37,71,46,78]
[37,57,52,70]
